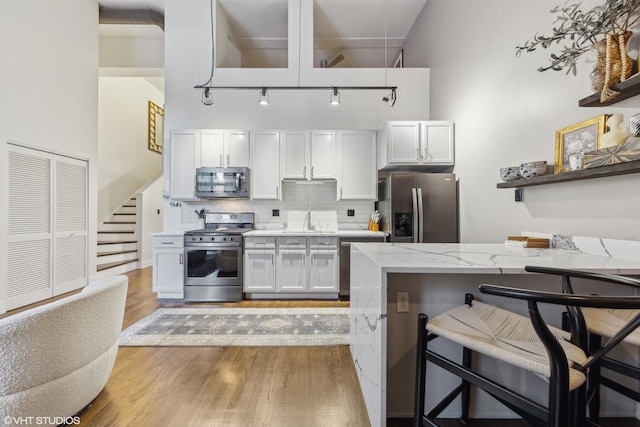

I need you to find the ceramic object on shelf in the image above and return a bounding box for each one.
[499,166,521,181]
[520,161,548,178]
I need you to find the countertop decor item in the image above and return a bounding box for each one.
[500,166,521,181]
[555,115,609,173]
[515,1,640,102]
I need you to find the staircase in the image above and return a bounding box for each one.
[96,197,140,279]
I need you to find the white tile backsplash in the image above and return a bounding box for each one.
[180,181,374,230]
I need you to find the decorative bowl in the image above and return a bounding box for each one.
[499,166,521,181]
[520,161,548,179]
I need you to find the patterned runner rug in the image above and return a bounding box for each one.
[119,307,350,347]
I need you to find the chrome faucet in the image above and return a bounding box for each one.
[305,202,314,231]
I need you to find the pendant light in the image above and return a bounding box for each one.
[329,87,341,105]
[258,88,269,105]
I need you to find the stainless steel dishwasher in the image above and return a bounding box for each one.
[339,236,386,299]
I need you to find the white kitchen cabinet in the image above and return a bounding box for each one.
[308,237,338,292]
[337,131,377,200]
[310,131,336,179]
[280,131,335,181]
[169,130,200,200]
[276,237,307,292]
[200,130,250,168]
[251,131,281,200]
[378,121,454,169]
[280,131,309,179]
[244,237,276,292]
[152,235,184,299]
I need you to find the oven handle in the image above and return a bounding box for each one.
[185,242,241,249]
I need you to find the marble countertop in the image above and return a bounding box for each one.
[243,230,387,238]
[350,242,640,274]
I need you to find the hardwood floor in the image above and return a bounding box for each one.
[4,268,640,426]
[78,268,367,427]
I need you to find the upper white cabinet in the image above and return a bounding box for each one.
[280,130,336,180]
[280,131,309,179]
[251,131,281,200]
[337,131,377,200]
[169,130,200,200]
[310,131,336,180]
[378,121,454,169]
[200,130,250,168]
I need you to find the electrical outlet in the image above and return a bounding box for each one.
[397,292,409,313]
[347,209,355,217]
[272,209,280,217]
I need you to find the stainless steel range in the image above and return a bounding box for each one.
[183,212,254,302]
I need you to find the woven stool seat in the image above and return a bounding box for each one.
[583,307,640,346]
[427,300,587,391]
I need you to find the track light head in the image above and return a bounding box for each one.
[382,88,396,107]
[258,88,269,105]
[202,88,213,106]
[330,87,341,105]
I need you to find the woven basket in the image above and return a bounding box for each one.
[590,31,636,102]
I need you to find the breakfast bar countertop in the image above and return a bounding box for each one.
[348,239,640,426]
[349,242,640,274]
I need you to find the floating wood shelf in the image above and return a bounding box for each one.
[496,160,640,188]
[579,73,640,107]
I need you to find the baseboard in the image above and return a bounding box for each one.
[139,258,152,269]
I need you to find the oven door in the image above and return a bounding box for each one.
[184,242,242,286]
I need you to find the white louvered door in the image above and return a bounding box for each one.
[6,144,88,310]
[53,157,87,295]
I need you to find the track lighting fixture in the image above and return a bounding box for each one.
[194,86,397,106]
[202,88,213,106]
[382,88,396,107]
[258,88,269,105]
[330,87,341,105]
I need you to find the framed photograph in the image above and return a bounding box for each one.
[554,115,608,173]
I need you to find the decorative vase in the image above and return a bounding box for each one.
[590,31,635,102]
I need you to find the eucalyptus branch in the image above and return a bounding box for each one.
[516,0,640,73]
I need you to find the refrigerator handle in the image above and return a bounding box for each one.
[417,188,424,243]
[411,188,418,243]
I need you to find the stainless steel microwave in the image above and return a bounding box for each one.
[195,167,249,198]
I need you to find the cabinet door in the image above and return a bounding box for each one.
[276,250,307,291]
[338,131,376,200]
[225,130,250,167]
[309,250,338,292]
[422,121,454,165]
[387,122,421,164]
[153,250,184,293]
[310,131,336,179]
[169,130,199,199]
[244,250,276,291]
[200,130,224,167]
[251,131,281,199]
[280,131,309,179]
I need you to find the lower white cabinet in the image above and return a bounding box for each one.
[152,235,184,298]
[244,236,338,295]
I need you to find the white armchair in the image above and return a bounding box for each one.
[0,275,128,425]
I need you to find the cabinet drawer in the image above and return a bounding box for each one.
[308,237,338,249]
[277,236,307,248]
[245,237,276,249]
[153,236,184,248]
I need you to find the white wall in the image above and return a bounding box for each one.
[98,77,164,221]
[0,0,99,311]
[139,177,165,267]
[404,0,640,242]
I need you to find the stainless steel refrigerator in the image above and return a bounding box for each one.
[377,173,458,243]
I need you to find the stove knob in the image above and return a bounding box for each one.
[199,237,203,241]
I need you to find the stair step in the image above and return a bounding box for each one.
[97,249,138,257]
[113,212,135,216]
[97,259,139,272]
[98,230,134,234]
[103,221,136,225]
[122,205,136,208]
[98,240,137,245]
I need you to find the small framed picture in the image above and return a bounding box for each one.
[555,115,608,173]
